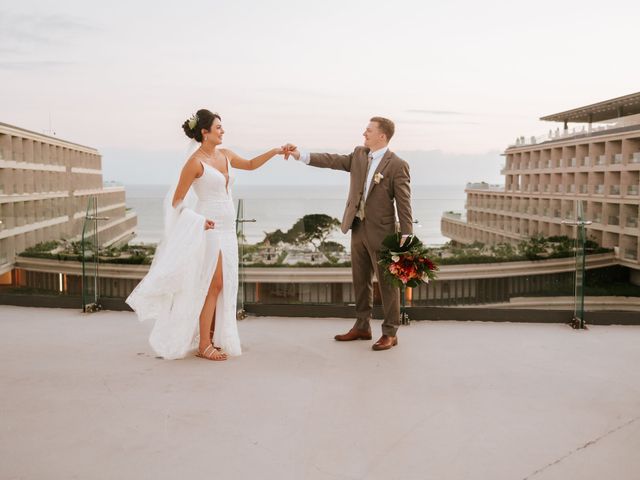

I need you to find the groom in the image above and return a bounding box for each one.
[284,117,413,350]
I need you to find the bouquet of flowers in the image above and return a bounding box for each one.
[378,233,438,288]
[378,233,438,324]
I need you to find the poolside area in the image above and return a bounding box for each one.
[1,305,639,480]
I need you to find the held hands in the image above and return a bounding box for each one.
[204,219,215,230]
[279,143,300,161]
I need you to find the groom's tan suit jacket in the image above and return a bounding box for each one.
[309,146,413,246]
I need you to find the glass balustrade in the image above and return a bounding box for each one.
[4,186,639,320]
[81,196,100,312]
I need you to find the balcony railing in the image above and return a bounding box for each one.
[623,248,638,261]
[543,185,550,193]
[627,185,639,196]
[597,155,607,166]
[613,153,623,164]
[582,156,591,167]
[632,152,640,164]
[568,185,576,193]
[610,185,621,195]
[508,113,640,148]
[608,215,620,226]
[592,215,602,223]
[570,157,577,167]
[579,185,589,194]
[626,217,638,228]
[595,184,605,194]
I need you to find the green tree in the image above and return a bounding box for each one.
[262,228,290,245]
[520,235,548,260]
[288,214,341,250]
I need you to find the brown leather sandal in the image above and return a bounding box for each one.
[196,344,228,361]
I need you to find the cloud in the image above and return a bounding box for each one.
[405,109,467,115]
[397,119,480,125]
[257,87,339,99]
[0,61,76,71]
[0,12,99,50]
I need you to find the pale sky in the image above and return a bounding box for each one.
[2,0,639,185]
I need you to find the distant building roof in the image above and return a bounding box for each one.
[0,121,98,152]
[540,91,640,124]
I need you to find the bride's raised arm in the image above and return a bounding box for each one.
[224,147,284,171]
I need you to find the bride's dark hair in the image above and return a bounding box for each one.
[181,109,221,142]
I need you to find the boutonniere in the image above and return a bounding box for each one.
[374,173,384,184]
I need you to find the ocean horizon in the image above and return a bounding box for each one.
[124,183,466,247]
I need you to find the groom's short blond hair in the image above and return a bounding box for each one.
[370,117,395,141]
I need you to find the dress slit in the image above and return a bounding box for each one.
[205,250,225,339]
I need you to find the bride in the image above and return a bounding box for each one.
[127,109,285,361]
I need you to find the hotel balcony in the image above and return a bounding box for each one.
[442,211,464,221]
[613,153,624,165]
[632,152,640,164]
[610,185,621,196]
[628,185,639,196]
[608,215,620,226]
[579,185,589,194]
[626,217,638,228]
[597,155,607,166]
[508,111,640,149]
[624,248,638,261]
[582,156,591,167]
[595,185,606,195]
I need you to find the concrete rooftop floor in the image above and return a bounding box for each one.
[1,305,640,480]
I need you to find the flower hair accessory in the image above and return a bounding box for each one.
[187,113,198,130]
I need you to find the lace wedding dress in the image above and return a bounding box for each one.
[126,157,241,359]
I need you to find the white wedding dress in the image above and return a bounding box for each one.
[126,157,241,359]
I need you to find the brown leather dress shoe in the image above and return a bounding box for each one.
[334,328,372,341]
[372,335,398,351]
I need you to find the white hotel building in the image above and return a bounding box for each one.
[0,122,137,279]
[441,92,640,277]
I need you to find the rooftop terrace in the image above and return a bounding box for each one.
[2,306,640,479]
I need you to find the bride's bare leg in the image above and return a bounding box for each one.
[198,252,227,360]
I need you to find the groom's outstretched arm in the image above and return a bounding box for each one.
[283,144,354,172]
[308,150,355,172]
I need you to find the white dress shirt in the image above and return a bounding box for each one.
[362,147,387,198]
